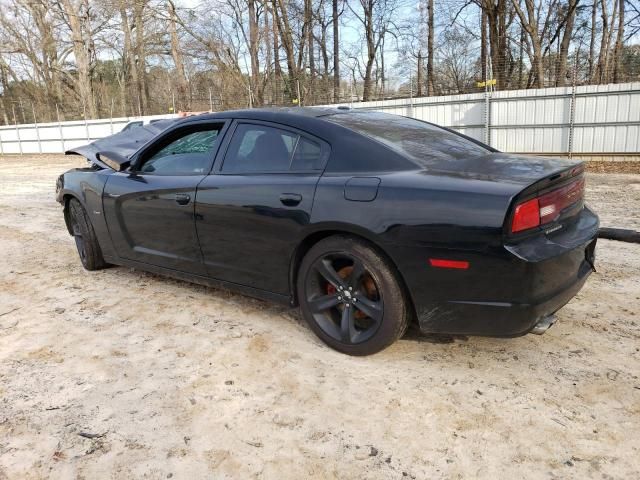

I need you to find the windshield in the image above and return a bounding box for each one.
[327,111,491,167]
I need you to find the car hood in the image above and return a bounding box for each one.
[65,119,175,167]
[422,152,582,186]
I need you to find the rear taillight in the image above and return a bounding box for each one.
[538,178,585,224]
[511,177,584,234]
[511,198,540,233]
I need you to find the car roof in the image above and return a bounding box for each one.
[175,107,363,128]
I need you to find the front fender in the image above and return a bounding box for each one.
[56,168,117,260]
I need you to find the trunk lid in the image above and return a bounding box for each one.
[423,152,587,238]
[425,152,582,187]
[504,158,587,239]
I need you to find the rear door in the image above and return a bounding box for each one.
[103,121,226,275]
[195,120,330,294]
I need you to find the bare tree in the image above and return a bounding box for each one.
[554,0,579,86]
[510,0,557,88]
[589,0,597,79]
[0,0,636,125]
[348,0,399,101]
[333,0,340,101]
[168,0,190,110]
[426,0,434,95]
[476,0,515,89]
[56,0,98,117]
[612,0,624,82]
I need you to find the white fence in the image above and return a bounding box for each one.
[0,114,177,155]
[342,82,640,156]
[1,82,639,156]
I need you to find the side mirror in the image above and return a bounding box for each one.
[96,151,131,172]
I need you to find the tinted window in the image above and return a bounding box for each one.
[223,124,324,173]
[327,112,490,167]
[141,128,220,175]
[291,137,323,170]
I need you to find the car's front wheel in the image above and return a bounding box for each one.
[67,198,107,271]
[297,235,409,355]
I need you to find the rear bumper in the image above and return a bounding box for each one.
[392,206,599,337]
[425,253,593,336]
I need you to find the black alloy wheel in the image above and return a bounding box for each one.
[298,236,409,355]
[305,253,384,345]
[67,198,107,271]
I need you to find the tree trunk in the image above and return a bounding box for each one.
[602,0,619,83]
[271,4,282,103]
[481,11,487,83]
[120,2,140,116]
[589,0,597,80]
[380,37,385,99]
[612,0,624,82]
[511,0,545,88]
[264,6,273,104]
[416,52,423,96]
[555,0,578,86]
[596,0,611,83]
[362,1,376,101]
[272,0,299,101]
[426,0,434,95]
[317,25,331,103]
[0,59,10,124]
[133,0,148,114]
[168,0,190,110]
[483,0,509,90]
[60,0,97,118]
[305,0,315,104]
[248,0,262,105]
[29,1,60,121]
[332,0,340,102]
[518,24,524,87]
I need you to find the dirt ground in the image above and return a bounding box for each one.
[0,154,639,479]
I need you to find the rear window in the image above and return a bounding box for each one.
[327,112,490,166]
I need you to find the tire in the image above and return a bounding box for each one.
[67,198,107,271]
[297,235,409,355]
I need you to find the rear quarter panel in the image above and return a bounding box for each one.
[309,170,522,311]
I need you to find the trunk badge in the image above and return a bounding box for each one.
[545,224,563,234]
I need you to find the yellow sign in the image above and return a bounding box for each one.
[292,98,299,104]
[477,79,497,87]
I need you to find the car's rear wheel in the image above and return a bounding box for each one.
[297,236,409,355]
[68,198,107,271]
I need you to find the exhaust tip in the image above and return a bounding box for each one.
[530,315,557,335]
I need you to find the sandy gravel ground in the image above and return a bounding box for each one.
[0,155,639,479]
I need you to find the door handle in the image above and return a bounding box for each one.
[279,193,302,207]
[175,193,191,205]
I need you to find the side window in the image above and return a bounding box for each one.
[291,137,323,170]
[222,123,327,173]
[222,124,296,173]
[140,127,220,175]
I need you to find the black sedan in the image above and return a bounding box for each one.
[56,108,598,355]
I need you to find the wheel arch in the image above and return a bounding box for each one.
[62,192,83,236]
[288,226,417,322]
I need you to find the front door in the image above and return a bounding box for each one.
[195,121,330,294]
[103,124,224,275]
